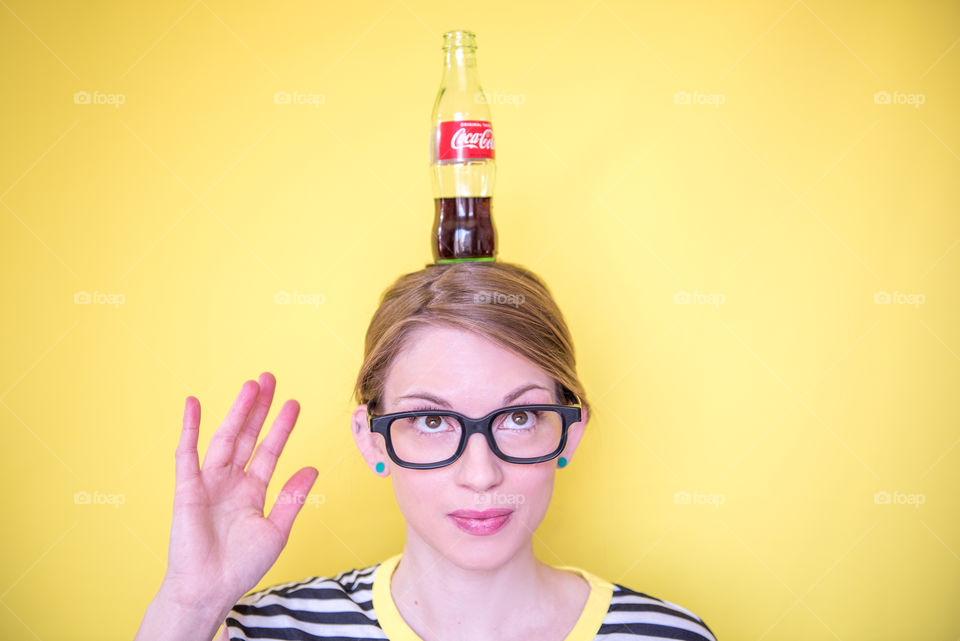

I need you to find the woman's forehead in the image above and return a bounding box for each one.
[395,325,532,368]
[384,326,554,404]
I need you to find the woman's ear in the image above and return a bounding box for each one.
[352,404,389,476]
[559,404,588,464]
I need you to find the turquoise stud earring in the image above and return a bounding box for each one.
[375,462,385,474]
[557,456,567,468]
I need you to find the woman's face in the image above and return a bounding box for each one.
[352,324,587,570]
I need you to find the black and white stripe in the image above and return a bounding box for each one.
[598,585,717,640]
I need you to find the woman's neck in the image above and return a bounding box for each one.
[389,535,589,641]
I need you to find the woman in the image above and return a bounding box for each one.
[134,261,718,641]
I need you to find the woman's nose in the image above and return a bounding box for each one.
[454,432,502,484]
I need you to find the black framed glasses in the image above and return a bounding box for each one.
[368,396,582,469]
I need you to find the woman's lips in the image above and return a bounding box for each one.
[448,509,513,536]
[449,509,513,519]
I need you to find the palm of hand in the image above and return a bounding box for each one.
[161,373,319,606]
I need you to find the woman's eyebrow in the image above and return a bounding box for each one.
[395,383,551,407]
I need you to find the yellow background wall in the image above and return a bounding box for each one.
[1,1,957,639]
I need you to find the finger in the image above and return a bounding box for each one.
[175,396,201,484]
[247,399,300,487]
[231,372,277,470]
[201,379,260,470]
[267,466,319,541]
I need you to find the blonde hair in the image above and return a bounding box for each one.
[352,261,591,423]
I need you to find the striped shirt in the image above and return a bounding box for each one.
[225,553,718,640]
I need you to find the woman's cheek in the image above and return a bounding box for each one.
[521,477,555,524]
[393,474,442,522]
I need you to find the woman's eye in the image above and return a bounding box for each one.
[416,415,450,432]
[501,411,537,430]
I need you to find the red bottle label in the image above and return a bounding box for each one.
[436,120,495,161]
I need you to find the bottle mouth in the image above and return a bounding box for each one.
[442,29,477,50]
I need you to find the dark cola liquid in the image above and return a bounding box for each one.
[432,196,497,262]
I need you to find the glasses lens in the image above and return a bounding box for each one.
[492,408,563,459]
[390,414,463,464]
[388,409,565,465]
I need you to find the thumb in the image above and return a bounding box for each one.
[267,467,319,540]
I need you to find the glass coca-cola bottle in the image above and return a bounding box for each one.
[429,29,497,263]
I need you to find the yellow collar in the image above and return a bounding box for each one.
[371,553,614,641]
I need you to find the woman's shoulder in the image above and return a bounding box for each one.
[604,580,719,641]
[234,561,381,604]
[225,561,388,640]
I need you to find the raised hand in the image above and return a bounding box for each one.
[160,372,318,609]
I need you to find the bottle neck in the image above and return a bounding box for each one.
[441,47,480,89]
